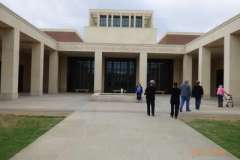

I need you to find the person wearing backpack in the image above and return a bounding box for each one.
[144,80,156,116]
[192,81,204,110]
[136,82,143,102]
[170,82,181,119]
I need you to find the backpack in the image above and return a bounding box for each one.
[136,86,142,94]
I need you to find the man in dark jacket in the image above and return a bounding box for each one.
[170,82,181,119]
[145,80,156,116]
[192,81,204,110]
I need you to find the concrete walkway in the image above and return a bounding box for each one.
[10,100,239,160]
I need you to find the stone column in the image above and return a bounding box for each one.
[120,14,122,27]
[134,15,136,28]
[224,34,240,102]
[94,50,103,93]
[199,46,211,97]
[183,54,192,86]
[173,58,182,85]
[48,51,58,94]
[106,15,109,27]
[59,56,67,92]
[31,42,44,96]
[97,13,100,27]
[111,13,114,27]
[139,52,148,90]
[129,15,131,27]
[1,28,20,99]
[142,15,145,28]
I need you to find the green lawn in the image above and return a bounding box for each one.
[187,119,240,159]
[0,114,64,160]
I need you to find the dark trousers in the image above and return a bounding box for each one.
[195,97,202,110]
[171,102,179,118]
[147,99,155,116]
[218,95,223,107]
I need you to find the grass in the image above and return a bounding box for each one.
[0,114,64,160]
[187,119,240,159]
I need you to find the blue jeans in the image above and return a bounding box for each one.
[180,96,190,111]
[195,97,202,110]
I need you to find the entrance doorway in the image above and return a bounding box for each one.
[67,57,94,93]
[104,58,136,93]
[147,59,173,93]
[216,69,224,88]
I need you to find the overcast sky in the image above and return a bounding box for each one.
[1,0,240,40]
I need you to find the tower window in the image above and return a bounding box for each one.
[131,16,134,27]
[113,16,121,27]
[100,15,107,27]
[136,16,143,28]
[108,15,112,27]
[122,16,129,27]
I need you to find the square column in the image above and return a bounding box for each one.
[31,42,44,96]
[224,34,240,101]
[1,28,20,99]
[94,50,103,93]
[134,15,136,28]
[139,52,148,90]
[120,14,122,27]
[59,56,67,92]
[128,15,131,27]
[142,15,145,28]
[48,51,59,94]
[173,58,182,85]
[183,54,192,86]
[111,13,114,27]
[199,46,211,97]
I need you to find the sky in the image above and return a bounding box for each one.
[1,0,240,40]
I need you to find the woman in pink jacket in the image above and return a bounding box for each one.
[216,85,229,107]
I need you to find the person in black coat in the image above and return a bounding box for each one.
[144,80,156,116]
[170,82,181,119]
[192,81,204,110]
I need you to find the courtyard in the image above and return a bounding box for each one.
[0,94,239,160]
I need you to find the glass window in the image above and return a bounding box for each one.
[131,16,134,27]
[100,15,107,27]
[136,16,142,28]
[108,15,112,27]
[122,16,129,27]
[113,16,120,27]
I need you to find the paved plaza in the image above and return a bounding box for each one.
[0,94,238,160]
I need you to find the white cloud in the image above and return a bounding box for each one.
[1,0,240,40]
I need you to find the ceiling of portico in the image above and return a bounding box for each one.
[59,51,94,57]
[0,21,11,29]
[148,53,182,59]
[205,38,224,48]
[103,52,139,58]
[233,30,240,35]
[20,32,38,43]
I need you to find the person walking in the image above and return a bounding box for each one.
[217,85,229,107]
[192,81,204,110]
[180,80,192,112]
[136,82,143,102]
[144,80,156,116]
[170,82,181,119]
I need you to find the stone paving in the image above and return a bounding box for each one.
[2,94,238,160]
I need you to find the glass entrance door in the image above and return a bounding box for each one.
[148,59,173,93]
[68,57,94,92]
[105,58,136,93]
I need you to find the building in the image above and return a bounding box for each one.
[0,4,240,104]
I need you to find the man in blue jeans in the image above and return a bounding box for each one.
[180,80,192,112]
